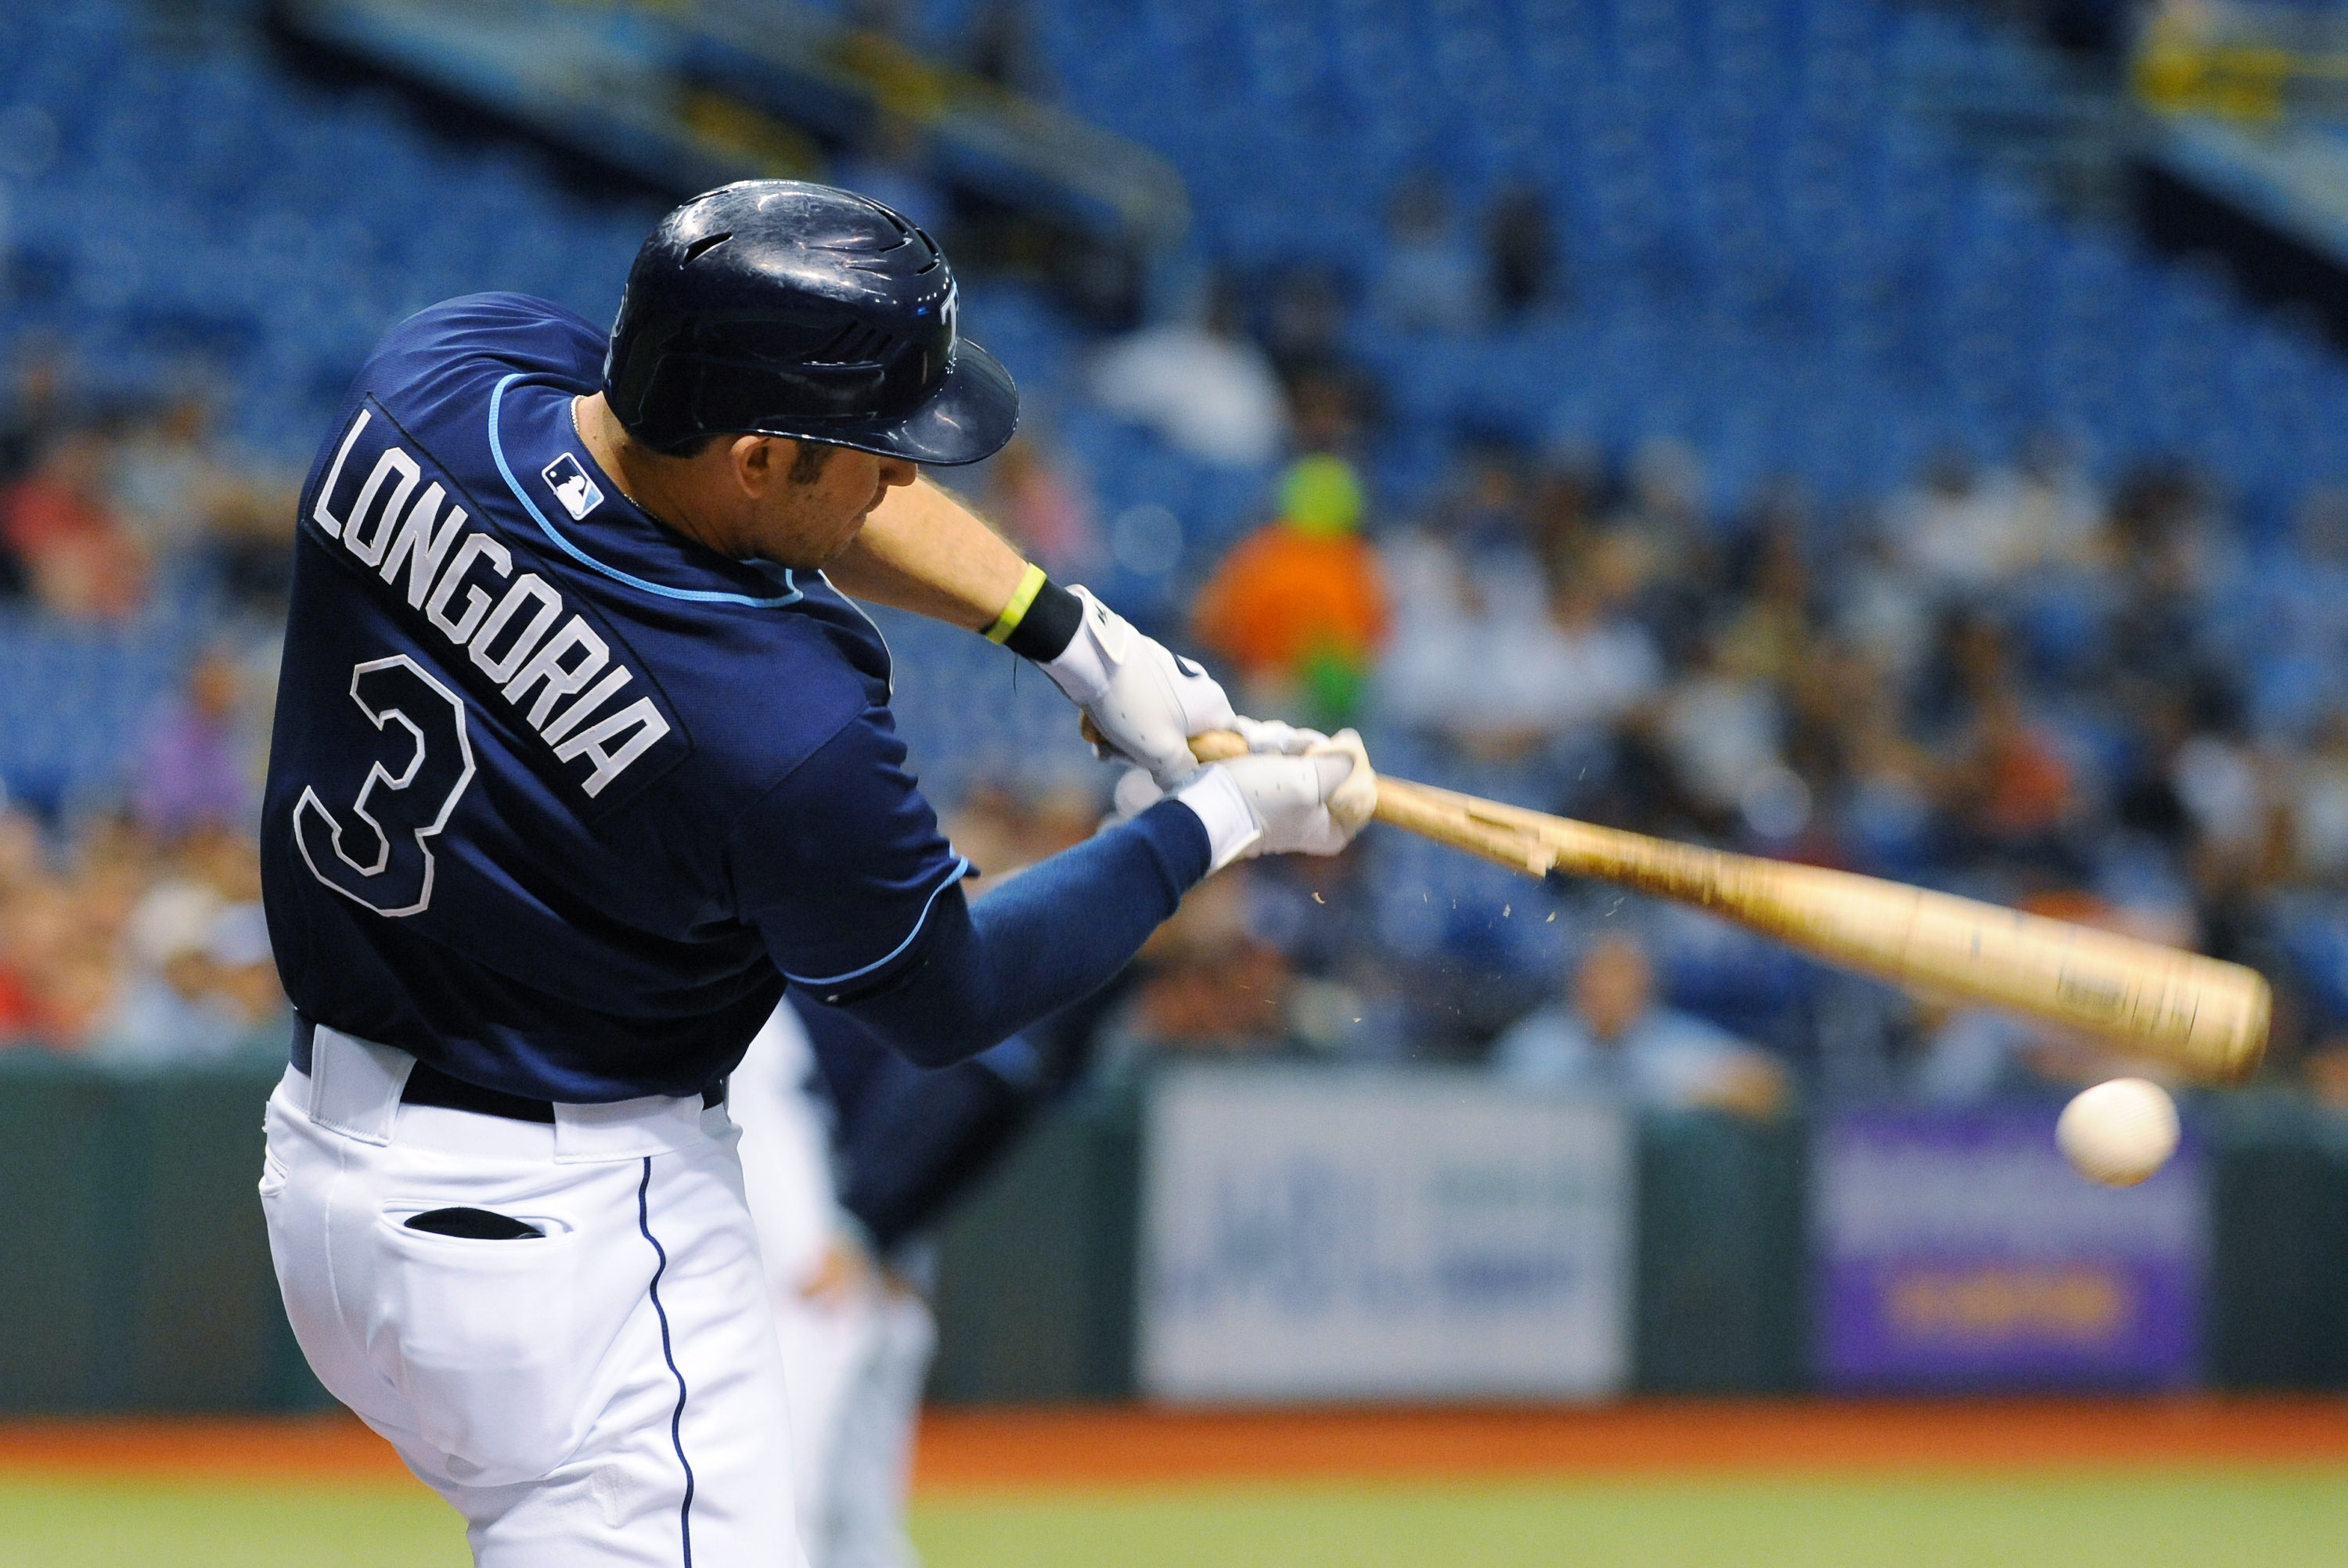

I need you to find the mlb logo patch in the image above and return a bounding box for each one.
[542,453,604,520]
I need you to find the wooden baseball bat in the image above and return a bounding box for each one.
[1183,728,2270,1084]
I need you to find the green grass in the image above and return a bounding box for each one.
[912,1472,2348,1568]
[0,1477,468,1568]
[5,1469,2348,1566]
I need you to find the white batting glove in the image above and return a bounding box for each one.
[1226,716,1328,756]
[1120,728,1376,872]
[1038,586,1235,788]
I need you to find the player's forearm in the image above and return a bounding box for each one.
[837,800,1211,1067]
[827,477,1030,631]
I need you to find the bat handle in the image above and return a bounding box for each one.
[1077,715,1255,765]
[1183,727,1549,872]
[1186,728,1249,763]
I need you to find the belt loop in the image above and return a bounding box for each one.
[307,1025,418,1146]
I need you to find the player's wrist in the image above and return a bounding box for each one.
[982,563,1085,664]
[1173,764,1262,872]
[1031,584,1120,707]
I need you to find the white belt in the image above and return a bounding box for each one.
[291,1023,719,1164]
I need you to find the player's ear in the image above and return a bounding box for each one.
[729,434,778,498]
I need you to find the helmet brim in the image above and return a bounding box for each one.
[784,339,1018,467]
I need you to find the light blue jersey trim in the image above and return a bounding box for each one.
[487,374,803,610]
[783,856,972,991]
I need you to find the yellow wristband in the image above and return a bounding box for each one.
[982,562,1049,645]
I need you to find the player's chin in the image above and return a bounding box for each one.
[798,516,869,571]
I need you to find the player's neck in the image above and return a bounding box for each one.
[571,394,733,558]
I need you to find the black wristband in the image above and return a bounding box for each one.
[1004,577,1085,663]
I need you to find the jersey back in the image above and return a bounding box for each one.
[261,293,967,1102]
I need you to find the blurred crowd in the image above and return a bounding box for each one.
[1083,413,2348,1115]
[993,187,2348,1116]
[0,789,284,1064]
[0,348,293,626]
[5,102,2348,1122]
[14,275,2348,1120]
[0,347,289,1064]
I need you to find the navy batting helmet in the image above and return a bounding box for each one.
[603,181,1017,465]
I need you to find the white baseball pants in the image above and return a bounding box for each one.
[260,1024,807,1567]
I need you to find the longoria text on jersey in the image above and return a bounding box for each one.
[309,403,671,800]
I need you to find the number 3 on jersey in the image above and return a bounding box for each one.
[294,656,477,916]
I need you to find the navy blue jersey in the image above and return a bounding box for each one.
[261,293,969,1102]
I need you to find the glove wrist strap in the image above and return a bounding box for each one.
[1173,767,1262,872]
[983,566,1086,664]
[1034,585,1115,705]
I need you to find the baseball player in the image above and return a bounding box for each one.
[255,179,1373,1567]
[736,980,1108,1568]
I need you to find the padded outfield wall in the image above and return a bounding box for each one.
[0,1055,2343,1412]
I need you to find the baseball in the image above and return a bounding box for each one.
[2056,1077,2180,1188]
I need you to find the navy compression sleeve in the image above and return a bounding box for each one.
[831,798,1210,1067]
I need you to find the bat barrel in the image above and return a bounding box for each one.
[1390,776,2272,1084]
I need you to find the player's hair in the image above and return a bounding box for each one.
[788,441,834,486]
[660,431,837,485]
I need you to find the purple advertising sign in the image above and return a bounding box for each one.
[1814,1106,2205,1392]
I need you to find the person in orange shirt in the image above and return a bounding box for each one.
[1191,455,1389,726]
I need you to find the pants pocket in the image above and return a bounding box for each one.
[369,1210,619,1487]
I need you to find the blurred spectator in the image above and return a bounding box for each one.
[1089,279,1289,467]
[2171,729,2267,861]
[1831,525,1938,697]
[1380,531,1659,760]
[0,876,89,1045]
[1885,450,2033,597]
[1112,938,1293,1061]
[209,487,297,623]
[1715,513,1812,688]
[1367,174,1487,335]
[945,779,1100,886]
[133,649,256,840]
[1259,265,1352,379]
[1657,639,1791,832]
[1438,445,1536,561]
[110,392,244,570]
[0,347,70,491]
[0,815,143,1053]
[1191,456,1388,725]
[978,436,1100,581]
[1490,933,1787,1117]
[1287,365,1373,457]
[1603,437,1720,674]
[0,796,275,1056]
[2011,432,2105,569]
[1095,869,1297,1075]
[1485,183,1559,318]
[2285,712,2348,881]
[1954,687,2076,847]
[92,877,280,1063]
[2102,462,2223,697]
[0,806,45,1041]
[1,430,149,620]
